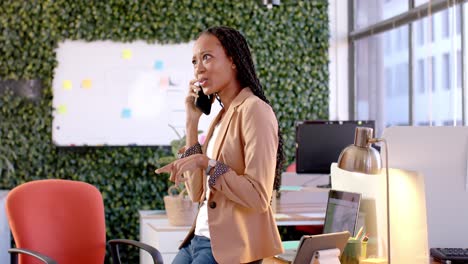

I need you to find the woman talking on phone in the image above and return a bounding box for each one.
[155,26,285,264]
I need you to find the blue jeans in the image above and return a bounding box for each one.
[172,235,217,264]
[172,235,263,264]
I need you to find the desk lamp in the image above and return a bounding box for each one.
[337,127,391,263]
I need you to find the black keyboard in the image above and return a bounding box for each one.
[431,248,468,263]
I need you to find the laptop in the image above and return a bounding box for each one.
[276,189,361,263]
[322,190,361,236]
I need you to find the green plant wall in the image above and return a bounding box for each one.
[0,0,328,262]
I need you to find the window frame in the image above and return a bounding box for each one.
[349,0,467,129]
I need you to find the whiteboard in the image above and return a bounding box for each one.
[52,40,220,146]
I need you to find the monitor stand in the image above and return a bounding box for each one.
[317,175,331,188]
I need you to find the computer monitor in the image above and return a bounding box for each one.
[295,120,375,174]
[323,189,361,236]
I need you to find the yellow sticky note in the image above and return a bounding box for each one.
[62,80,72,90]
[122,49,132,59]
[81,79,92,89]
[57,105,67,114]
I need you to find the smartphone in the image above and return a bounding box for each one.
[194,84,212,115]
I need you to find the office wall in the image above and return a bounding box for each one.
[0,1,329,262]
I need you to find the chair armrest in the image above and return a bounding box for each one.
[8,248,58,264]
[108,239,163,264]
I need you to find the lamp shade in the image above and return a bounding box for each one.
[337,127,382,174]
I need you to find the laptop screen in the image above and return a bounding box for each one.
[323,190,361,236]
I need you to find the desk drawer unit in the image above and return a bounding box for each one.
[139,211,190,264]
[150,226,187,255]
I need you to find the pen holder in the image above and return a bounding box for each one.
[361,241,368,259]
[340,239,361,264]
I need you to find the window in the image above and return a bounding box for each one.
[417,59,425,93]
[385,67,393,97]
[396,63,408,95]
[354,26,409,134]
[384,33,391,53]
[398,27,408,51]
[415,0,429,7]
[354,0,408,30]
[443,53,450,90]
[431,56,436,92]
[443,119,463,126]
[351,1,463,135]
[416,19,424,46]
[457,50,462,88]
[430,16,435,42]
[442,9,450,38]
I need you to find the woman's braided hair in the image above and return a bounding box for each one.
[201,26,285,191]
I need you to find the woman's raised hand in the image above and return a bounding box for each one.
[155,154,208,184]
[185,79,203,122]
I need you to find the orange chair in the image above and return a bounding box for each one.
[286,162,296,172]
[5,179,163,264]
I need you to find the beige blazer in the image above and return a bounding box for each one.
[180,87,284,263]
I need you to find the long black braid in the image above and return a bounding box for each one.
[201,26,285,192]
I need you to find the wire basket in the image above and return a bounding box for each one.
[163,185,198,226]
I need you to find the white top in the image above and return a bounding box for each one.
[194,123,221,239]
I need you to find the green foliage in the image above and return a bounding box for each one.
[158,124,205,166]
[0,142,16,179]
[0,0,328,262]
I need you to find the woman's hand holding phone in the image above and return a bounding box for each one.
[194,84,212,115]
[185,80,204,122]
[186,80,212,117]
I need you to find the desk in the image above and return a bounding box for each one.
[139,173,329,263]
[139,210,326,264]
[274,186,328,226]
[139,187,328,264]
[267,256,442,264]
[265,257,441,264]
[275,172,329,226]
